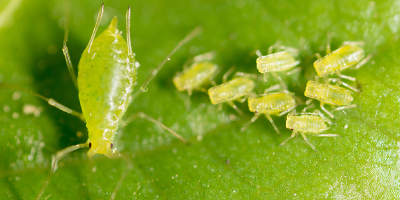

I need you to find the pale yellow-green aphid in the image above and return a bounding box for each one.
[208,68,256,115]
[241,84,297,134]
[314,35,372,81]
[304,80,358,118]
[173,52,219,95]
[255,43,301,90]
[0,4,202,200]
[280,110,339,151]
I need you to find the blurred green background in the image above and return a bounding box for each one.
[1,0,400,199]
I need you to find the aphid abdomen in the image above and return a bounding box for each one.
[249,93,295,113]
[173,61,218,92]
[77,18,136,153]
[314,45,364,77]
[256,51,298,73]
[208,77,255,104]
[305,81,353,106]
[286,115,327,133]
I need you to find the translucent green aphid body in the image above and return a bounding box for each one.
[78,17,136,157]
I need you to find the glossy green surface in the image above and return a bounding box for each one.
[0,0,399,199]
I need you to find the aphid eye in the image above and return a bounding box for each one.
[110,143,113,149]
[290,129,294,130]
[89,142,92,148]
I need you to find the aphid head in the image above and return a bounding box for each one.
[286,115,296,130]
[87,138,119,158]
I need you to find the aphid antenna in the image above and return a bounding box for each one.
[133,26,203,98]
[61,3,78,89]
[110,154,134,200]
[341,41,365,47]
[255,49,263,57]
[222,66,236,83]
[192,51,216,63]
[126,5,132,56]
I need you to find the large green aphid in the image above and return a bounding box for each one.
[1,3,201,199]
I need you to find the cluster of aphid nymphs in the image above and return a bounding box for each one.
[174,39,371,151]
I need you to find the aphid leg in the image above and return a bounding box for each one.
[313,110,332,125]
[302,104,314,113]
[255,49,263,57]
[326,32,332,54]
[315,53,322,59]
[265,113,280,134]
[339,81,361,93]
[263,73,269,82]
[110,154,133,200]
[341,41,365,47]
[233,72,260,80]
[87,3,105,52]
[268,42,282,54]
[0,83,85,121]
[336,71,356,81]
[240,113,261,132]
[279,105,297,117]
[227,101,243,116]
[263,84,281,94]
[286,67,301,75]
[300,132,316,151]
[320,102,335,118]
[239,92,251,103]
[335,104,359,111]
[355,54,373,70]
[222,67,235,83]
[192,51,216,63]
[123,112,187,143]
[135,26,203,96]
[315,134,341,137]
[36,143,90,199]
[218,104,223,111]
[62,20,78,89]
[271,72,288,91]
[280,131,298,146]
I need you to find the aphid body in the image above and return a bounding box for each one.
[241,92,296,134]
[256,50,299,73]
[304,80,356,118]
[173,53,219,95]
[78,17,135,157]
[280,110,339,151]
[208,77,255,114]
[314,45,364,77]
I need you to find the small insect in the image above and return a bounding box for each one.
[173,51,219,95]
[208,68,256,115]
[241,84,297,134]
[1,4,201,200]
[304,80,358,118]
[314,35,372,81]
[255,44,301,90]
[280,110,340,151]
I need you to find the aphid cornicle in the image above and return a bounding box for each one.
[241,85,297,134]
[304,80,358,118]
[0,4,201,199]
[208,68,256,115]
[255,44,301,90]
[173,52,219,95]
[280,110,340,151]
[314,38,372,81]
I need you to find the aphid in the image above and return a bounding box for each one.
[255,44,301,89]
[241,85,297,134]
[173,52,219,95]
[280,110,340,151]
[304,80,358,118]
[208,68,256,115]
[314,36,372,81]
[1,4,201,199]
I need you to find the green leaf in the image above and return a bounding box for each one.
[1,0,400,199]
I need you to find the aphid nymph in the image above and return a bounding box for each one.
[241,84,297,134]
[173,51,219,95]
[314,35,372,81]
[208,67,256,115]
[255,43,301,89]
[304,80,358,118]
[1,4,201,199]
[280,110,340,151]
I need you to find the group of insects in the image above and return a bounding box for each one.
[0,3,372,200]
[173,35,372,151]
